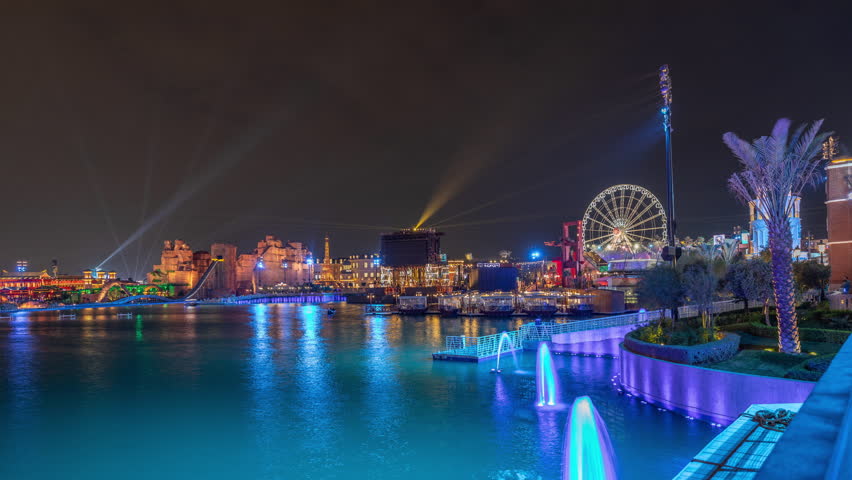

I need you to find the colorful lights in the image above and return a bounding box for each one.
[530,250,542,260]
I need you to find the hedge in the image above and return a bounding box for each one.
[785,354,837,381]
[719,322,851,344]
[623,332,740,365]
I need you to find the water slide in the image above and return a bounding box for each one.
[181,259,222,300]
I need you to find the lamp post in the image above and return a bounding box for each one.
[818,240,826,265]
[659,64,679,265]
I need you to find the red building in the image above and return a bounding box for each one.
[826,156,852,288]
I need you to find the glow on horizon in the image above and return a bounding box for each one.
[563,396,618,480]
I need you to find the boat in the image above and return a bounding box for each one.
[364,304,396,315]
[397,296,428,315]
[437,294,462,317]
[567,294,595,316]
[479,293,515,317]
[521,293,559,317]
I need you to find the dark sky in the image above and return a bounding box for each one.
[2,1,851,278]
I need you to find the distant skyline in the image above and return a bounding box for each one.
[2,2,850,277]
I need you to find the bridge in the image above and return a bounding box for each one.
[214,293,345,305]
[432,300,744,362]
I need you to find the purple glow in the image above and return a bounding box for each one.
[619,345,815,425]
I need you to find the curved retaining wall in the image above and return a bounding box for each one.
[623,332,740,365]
[619,344,815,425]
[550,324,640,357]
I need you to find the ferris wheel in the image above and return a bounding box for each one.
[582,184,667,256]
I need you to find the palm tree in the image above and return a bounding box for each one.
[723,118,831,353]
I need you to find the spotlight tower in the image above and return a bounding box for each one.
[659,64,679,264]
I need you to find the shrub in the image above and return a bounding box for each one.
[624,332,740,365]
[785,354,836,381]
[718,322,851,344]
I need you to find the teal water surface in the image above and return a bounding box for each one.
[0,303,715,479]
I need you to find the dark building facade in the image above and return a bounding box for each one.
[380,229,443,267]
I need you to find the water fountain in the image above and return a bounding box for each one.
[491,332,517,373]
[562,396,617,480]
[535,342,559,407]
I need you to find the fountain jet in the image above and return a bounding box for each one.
[491,332,517,373]
[562,396,618,480]
[535,343,559,407]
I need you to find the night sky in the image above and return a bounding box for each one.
[2,2,851,278]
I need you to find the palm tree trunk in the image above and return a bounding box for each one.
[763,300,771,326]
[768,225,801,354]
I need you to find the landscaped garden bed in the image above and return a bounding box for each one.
[625,321,740,365]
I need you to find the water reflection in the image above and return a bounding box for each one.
[364,315,404,471]
[7,318,37,431]
[296,305,342,473]
[247,304,282,477]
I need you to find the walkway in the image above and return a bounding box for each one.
[432,300,743,362]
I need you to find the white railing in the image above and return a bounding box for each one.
[442,330,523,358]
[434,299,746,360]
[519,309,664,343]
[674,299,743,319]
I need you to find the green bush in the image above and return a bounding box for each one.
[629,319,716,346]
[719,321,851,344]
[785,354,837,381]
[624,332,740,365]
[715,310,768,327]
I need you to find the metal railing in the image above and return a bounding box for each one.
[441,330,523,359]
[518,310,665,343]
[434,299,745,360]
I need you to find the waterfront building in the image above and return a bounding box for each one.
[826,155,852,288]
[347,254,381,287]
[208,243,238,294]
[235,235,314,292]
[379,229,448,290]
[147,240,199,294]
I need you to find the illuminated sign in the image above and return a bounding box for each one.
[476,262,501,268]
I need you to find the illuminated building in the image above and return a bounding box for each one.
[147,240,199,294]
[0,263,119,304]
[208,243,238,294]
[347,254,381,287]
[235,235,314,292]
[749,195,801,255]
[826,156,852,288]
[379,229,448,290]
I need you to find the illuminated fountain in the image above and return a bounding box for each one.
[535,343,559,407]
[562,396,618,480]
[491,332,517,373]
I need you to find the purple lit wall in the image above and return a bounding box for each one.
[550,324,639,357]
[619,345,815,425]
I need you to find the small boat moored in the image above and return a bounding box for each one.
[364,304,396,315]
[397,295,428,315]
[479,293,515,317]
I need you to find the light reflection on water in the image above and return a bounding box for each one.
[0,304,716,480]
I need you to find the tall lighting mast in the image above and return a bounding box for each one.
[659,64,680,265]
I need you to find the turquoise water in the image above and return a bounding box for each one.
[0,303,715,479]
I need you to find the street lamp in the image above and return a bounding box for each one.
[818,241,826,265]
[659,64,680,265]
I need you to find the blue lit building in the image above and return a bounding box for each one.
[749,195,801,255]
